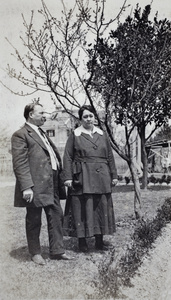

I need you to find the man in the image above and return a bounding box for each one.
[11,101,72,265]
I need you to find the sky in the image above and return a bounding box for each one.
[0,0,171,137]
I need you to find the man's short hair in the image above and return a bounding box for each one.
[24,103,43,120]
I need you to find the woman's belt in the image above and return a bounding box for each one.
[74,156,108,163]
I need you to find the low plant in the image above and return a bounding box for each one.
[125,176,131,185]
[148,175,158,184]
[148,174,171,185]
[166,175,171,184]
[118,175,123,181]
[95,197,171,299]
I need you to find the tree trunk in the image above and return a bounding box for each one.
[128,160,143,220]
[110,130,143,219]
[141,127,148,189]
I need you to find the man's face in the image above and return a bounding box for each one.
[29,105,46,127]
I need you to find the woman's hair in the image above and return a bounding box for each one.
[24,103,43,120]
[78,105,96,120]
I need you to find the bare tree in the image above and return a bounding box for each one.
[3,0,127,110]
[2,0,146,219]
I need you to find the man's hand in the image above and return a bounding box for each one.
[23,188,33,203]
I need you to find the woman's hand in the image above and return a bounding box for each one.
[64,180,73,188]
[112,179,118,186]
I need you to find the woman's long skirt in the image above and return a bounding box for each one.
[63,193,115,237]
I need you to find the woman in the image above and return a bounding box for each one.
[63,105,118,252]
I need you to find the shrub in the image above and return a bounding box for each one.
[149,175,157,184]
[166,175,171,185]
[96,198,171,299]
[118,175,123,181]
[95,249,119,299]
[125,176,130,184]
[148,174,171,185]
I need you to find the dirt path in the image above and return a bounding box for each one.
[119,223,171,300]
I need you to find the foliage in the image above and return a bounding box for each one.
[148,174,171,185]
[117,175,123,181]
[87,4,171,188]
[88,4,171,133]
[124,174,171,185]
[148,174,158,184]
[96,197,171,299]
[125,176,131,184]
[5,1,171,214]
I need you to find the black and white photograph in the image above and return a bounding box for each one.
[0,0,171,299]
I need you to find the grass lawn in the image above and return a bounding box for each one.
[0,183,170,300]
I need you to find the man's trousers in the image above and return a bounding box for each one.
[25,170,64,256]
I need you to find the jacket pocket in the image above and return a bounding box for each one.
[72,162,82,187]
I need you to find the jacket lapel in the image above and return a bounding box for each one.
[25,124,48,152]
[81,132,100,147]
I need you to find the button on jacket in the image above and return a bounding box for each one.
[11,123,62,207]
[63,128,117,195]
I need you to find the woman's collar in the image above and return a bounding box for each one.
[74,125,103,136]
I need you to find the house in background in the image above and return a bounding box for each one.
[146,139,171,173]
[43,108,128,175]
[0,107,75,177]
[42,106,80,158]
[42,108,71,158]
[4,107,169,177]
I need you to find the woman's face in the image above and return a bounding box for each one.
[81,109,95,130]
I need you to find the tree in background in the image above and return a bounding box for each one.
[3,1,170,218]
[3,0,127,113]
[87,4,171,189]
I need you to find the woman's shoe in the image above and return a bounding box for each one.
[78,238,88,252]
[95,234,109,251]
[95,243,109,251]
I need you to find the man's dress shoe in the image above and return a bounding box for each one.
[31,254,46,265]
[50,253,74,260]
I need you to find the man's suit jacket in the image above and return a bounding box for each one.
[11,123,62,207]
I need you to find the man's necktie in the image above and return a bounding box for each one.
[38,127,58,170]
[38,127,45,137]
